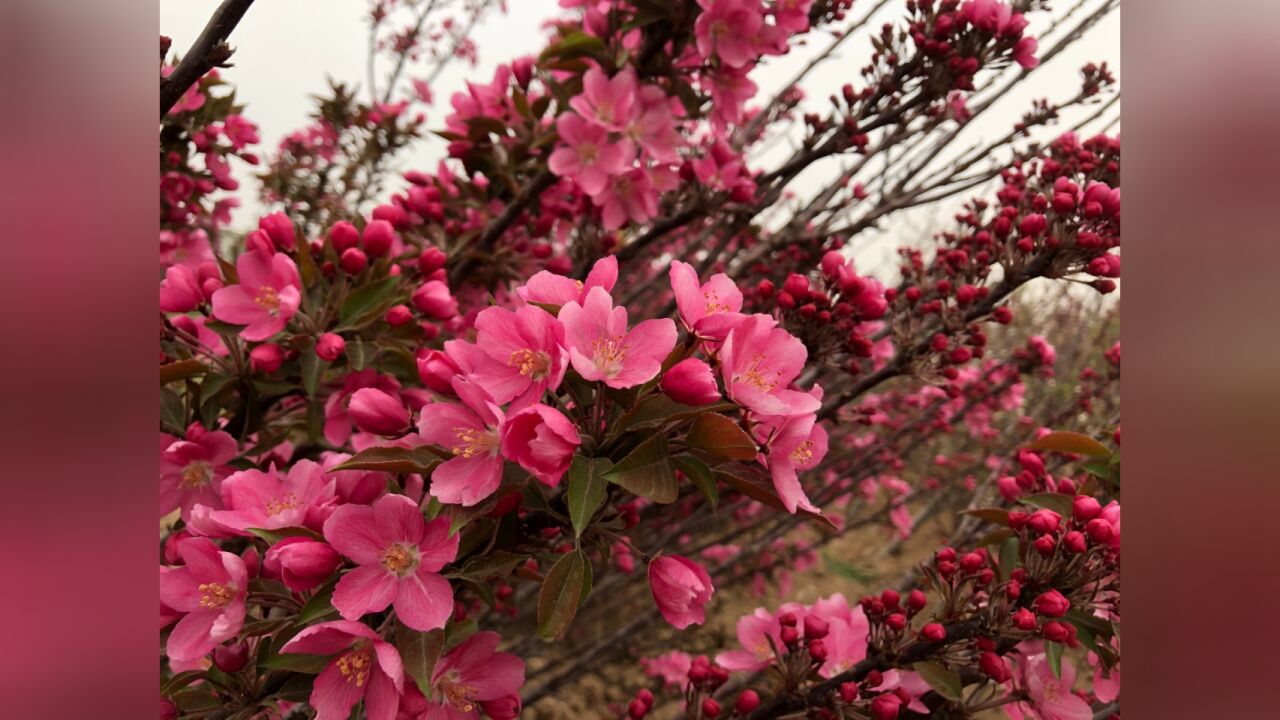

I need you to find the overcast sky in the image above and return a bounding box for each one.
[161,0,1119,270]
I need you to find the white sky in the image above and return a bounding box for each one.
[161,0,1119,272]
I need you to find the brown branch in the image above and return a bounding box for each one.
[159,0,256,119]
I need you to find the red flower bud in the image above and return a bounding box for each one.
[250,343,285,373]
[328,220,360,252]
[1042,620,1070,643]
[870,693,902,720]
[1063,530,1087,553]
[315,333,346,361]
[340,247,368,274]
[921,623,946,641]
[885,613,907,631]
[362,219,396,257]
[1034,589,1070,617]
[804,614,830,640]
[701,698,721,718]
[734,689,761,713]
[1073,495,1102,523]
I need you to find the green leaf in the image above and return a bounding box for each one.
[961,508,1011,526]
[260,652,330,674]
[912,660,963,702]
[449,550,525,583]
[672,454,717,511]
[246,526,323,545]
[299,351,329,398]
[539,31,609,63]
[998,535,1019,580]
[537,550,587,641]
[1045,640,1064,679]
[347,337,373,371]
[160,359,208,385]
[160,387,186,434]
[566,456,613,538]
[613,395,736,434]
[604,434,677,503]
[396,621,445,696]
[330,446,443,474]
[297,579,339,624]
[1028,431,1111,458]
[339,276,401,329]
[1020,492,1074,516]
[686,413,757,460]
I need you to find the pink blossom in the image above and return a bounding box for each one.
[889,504,914,539]
[324,494,459,631]
[1006,647,1092,720]
[324,371,403,447]
[159,537,248,662]
[321,452,388,505]
[569,67,638,132]
[204,460,337,535]
[560,286,677,388]
[160,264,203,311]
[626,85,682,163]
[641,651,693,689]
[669,260,744,339]
[414,631,526,719]
[160,429,237,519]
[773,0,814,33]
[548,112,634,196]
[756,411,828,513]
[413,280,459,320]
[719,314,820,416]
[416,378,506,506]
[591,167,659,229]
[466,305,569,409]
[280,620,405,720]
[868,670,932,714]
[706,67,758,129]
[348,388,411,436]
[695,0,763,68]
[661,358,722,406]
[1013,37,1040,68]
[500,404,581,486]
[211,249,302,341]
[264,537,342,592]
[516,255,617,307]
[716,608,784,671]
[649,554,715,629]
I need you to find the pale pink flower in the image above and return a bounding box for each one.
[868,670,932,714]
[569,67,638,131]
[889,504,914,539]
[210,250,302,341]
[695,0,763,68]
[160,429,237,520]
[417,378,506,506]
[1006,646,1092,720]
[719,314,820,416]
[159,537,248,662]
[499,404,581,487]
[716,608,784,671]
[626,85,682,163]
[465,305,569,409]
[280,620,404,720]
[591,167,659,229]
[549,112,634,196]
[516,255,618,308]
[649,554,715,629]
[412,631,526,719]
[669,260,744,339]
[641,651,693,689]
[324,494,459,631]
[204,460,337,535]
[560,286,677,388]
[661,358,722,406]
[755,410,828,513]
